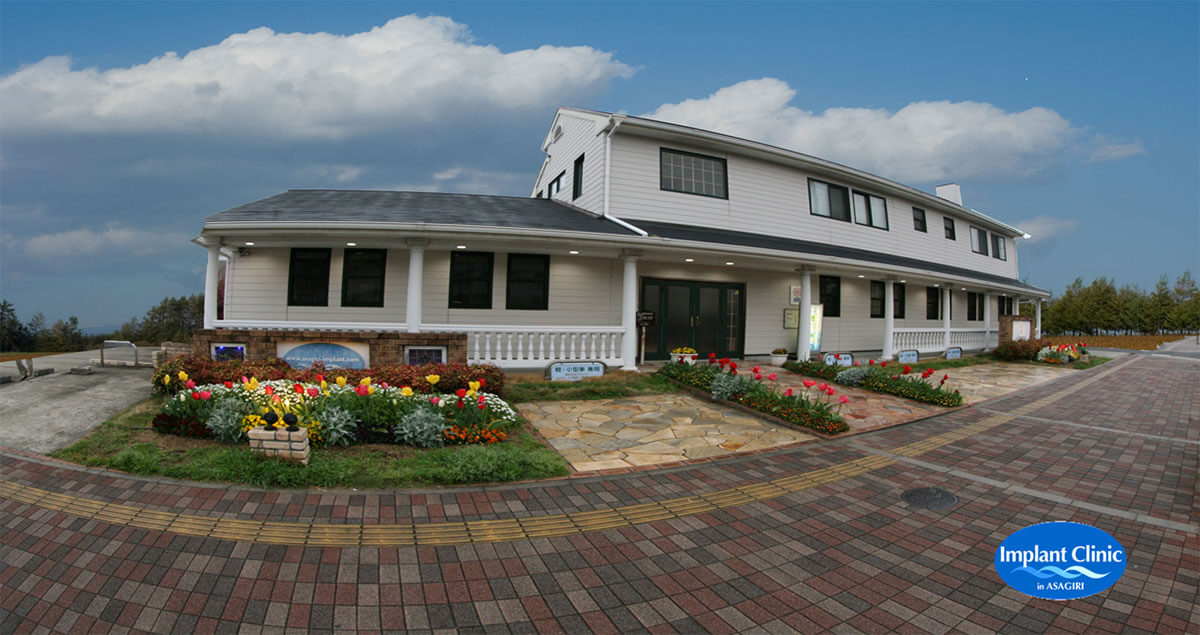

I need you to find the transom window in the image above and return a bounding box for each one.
[660,148,728,198]
[852,190,889,230]
[944,217,957,240]
[970,226,989,256]
[449,251,494,309]
[506,254,550,311]
[341,249,387,307]
[991,234,1007,260]
[287,248,331,307]
[819,275,841,317]
[808,179,851,222]
[913,208,927,232]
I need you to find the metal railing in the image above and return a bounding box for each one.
[100,340,138,366]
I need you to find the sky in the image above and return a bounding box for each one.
[1,1,1197,330]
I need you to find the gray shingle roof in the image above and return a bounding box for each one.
[205,189,640,236]
[630,219,1049,295]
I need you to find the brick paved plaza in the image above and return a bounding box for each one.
[2,354,1197,632]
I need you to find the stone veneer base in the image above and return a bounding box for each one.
[192,329,468,366]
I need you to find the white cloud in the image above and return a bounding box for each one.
[20,225,190,259]
[0,15,633,139]
[1087,135,1146,162]
[1015,216,1080,242]
[645,78,1109,182]
[378,167,526,194]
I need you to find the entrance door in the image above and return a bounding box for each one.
[640,278,744,360]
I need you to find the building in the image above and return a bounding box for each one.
[193,107,1050,370]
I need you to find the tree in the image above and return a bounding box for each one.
[0,300,32,352]
[38,316,84,352]
[1144,275,1173,334]
[120,294,204,344]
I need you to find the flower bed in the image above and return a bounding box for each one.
[790,359,964,407]
[657,357,849,434]
[155,370,518,449]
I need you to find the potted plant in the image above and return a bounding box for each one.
[670,347,697,364]
[770,348,789,366]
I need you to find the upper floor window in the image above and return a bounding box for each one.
[808,179,851,222]
[819,275,841,317]
[970,226,989,256]
[852,190,889,230]
[660,148,728,199]
[547,172,564,197]
[287,248,331,307]
[991,234,1007,260]
[572,154,584,200]
[449,251,494,309]
[967,291,985,321]
[944,217,957,240]
[913,208,927,232]
[341,249,386,307]
[506,254,550,310]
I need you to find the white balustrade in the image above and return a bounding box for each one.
[893,328,990,354]
[424,325,625,368]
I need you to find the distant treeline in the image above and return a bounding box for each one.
[0,295,203,353]
[1042,272,1199,336]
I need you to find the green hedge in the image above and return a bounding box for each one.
[860,373,963,407]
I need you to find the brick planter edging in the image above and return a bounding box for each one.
[192,329,468,366]
[248,427,310,466]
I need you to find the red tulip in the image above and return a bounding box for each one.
[185,379,196,389]
[190,392,200,400]
[456,399,464,410]
[294,383,304,394]
[903,365,912,375]
[241,375,249,384]
[834,353,841,360]
[691,355,698,360]
[817,383,828,391]
[729,362,738,370]
[869,359,875,365]
[316,374,325,382]
[381,382,389,389]
[802,380,816,388]
[752,366,760,373]
[199,391,212,400]
[942,374,949,380]
[825,387,835,396]
[478,378,486,387]
[838,395,850,404]
[477,402,486,410]
[456,388,467,398]
[881,361,888,367]
[754,373,762,380]
[263,386,274,395]
[307,387,320,397]
[355,385,369,396]
[784,388,793,396]
[767,373,777,381]
[430,397,440,405]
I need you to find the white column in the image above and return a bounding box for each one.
[620,250,641,370]
[942,286,952,351]
[983,292,993,351]
[882,279,895,360]
[406,239,428,334]
[797,268,813,361]
[203,244,220,329]
[1035,300,1043,339]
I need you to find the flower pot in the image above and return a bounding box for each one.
[669,353,695,365]
[770,354,788,366]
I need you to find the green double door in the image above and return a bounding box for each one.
[641,278,745,360]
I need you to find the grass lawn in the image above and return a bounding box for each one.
[504,370,681,403]
[51,398,568,488]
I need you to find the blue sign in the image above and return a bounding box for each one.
[995,522,1126,600]
[945,346,963,360]
[281,342,366,369]
[897,350,919,364]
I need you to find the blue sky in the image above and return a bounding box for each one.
[1,1,1197,329]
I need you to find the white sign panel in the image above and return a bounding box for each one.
[1012,321,1031,341]
[789,285,804,305]
[547,361,605,382]
[276,341,370,369]
[897,350,919,364]
[945,347,963,360]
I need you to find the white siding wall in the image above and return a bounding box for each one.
[224,248,408,323]
[533,114,606,214]
[608,134,1020,279]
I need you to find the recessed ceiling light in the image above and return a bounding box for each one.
[961,288,967,291]
[725,261,734,266]
[857,275,865,278]
[245,242,255,246]
[569,250,579,255]
[934,284,940,287]
[456,245,467,249]
[346,242,357,246]
[900,280,907,283]
[684,258,694,262]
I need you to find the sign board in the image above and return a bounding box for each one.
[897,350,919,364]
[822,352,853,367]
[405,346,446,366]
[783,308,799,329]
[945,347,963,360]
[546,361,605,382]
[1012,320,1031,341]
[277,341,369,369]
[789,285,804,305]
[809,304,824,354]
[637,311,656,327]
[211,344,246,362]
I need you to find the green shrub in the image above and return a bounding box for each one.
[394,408,446,448]
[206,398,253,443]
[834,366,884,387]
[315,405,357,447]
[860,374,963,407]
[656,361,724,391]
[783,360,840,380]
[711,372,758,401]
[993,338,1051,361]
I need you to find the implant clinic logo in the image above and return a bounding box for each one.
[994,522,1126,600]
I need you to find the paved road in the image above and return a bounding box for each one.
[1,354,1197,632]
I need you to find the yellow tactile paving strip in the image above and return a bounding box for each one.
[0,358,1132,547]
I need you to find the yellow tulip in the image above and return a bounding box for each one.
[359,377,371,386]
[177,371,188,381]
[320,380,329,392]
[249,378,259,391]
[161,374,170,385]
[400,387,414,397]
[368,386,375,395]
[425,374,440,385]
[468,381,481,392]
[336,376,347,387]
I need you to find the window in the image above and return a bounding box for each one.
[288,248,331,306]
[871,281,906,318]
[340,249,387,307]
[970,226,989,256]
[547,172,564,197]
[535,190,543,198]
[660,148,728,198]
[944,217,957,240]
[998,296,1015,316]
[572,154,584,200]
[819,275,840,317]
[808,179,851,222]
[913,208,927,232]
[991,234,1007,260]
[449,251,493,309]
[926,287,942,320]
[967,292,985,321]
[852,190,889,229]
[506,253,550,310]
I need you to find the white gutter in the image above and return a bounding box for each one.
[600,116,648,237]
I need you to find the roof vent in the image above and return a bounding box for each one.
[552,125,563,143]
[935,183,962,206]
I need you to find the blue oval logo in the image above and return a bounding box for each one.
[995,522,1125,600]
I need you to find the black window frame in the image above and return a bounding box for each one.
[287,248,331,307]
[967,291,985,322]
[340,248,387,308]
[659,148,728,199]
[572,154,584,200]
[894,282,906,319]
[448,251,494,310]
[819,275,841,317]
[808,178,852,222]
[991,233,1007,261]
[505,253,550,311]
[913,208,927,232]
[870,281,906,319]
[926,287,942,320]
[970,226,989,256]
[944,217,957,240]
[998,296,1015,316]
[870,281,885,319]
[851,189,890,230]
[547,171,565,197]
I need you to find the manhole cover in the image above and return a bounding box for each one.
[901,487,959,511]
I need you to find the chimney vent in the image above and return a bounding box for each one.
[935,183,962,206]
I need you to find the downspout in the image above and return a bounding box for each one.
[602,117,648,237]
